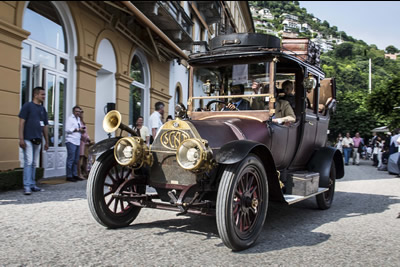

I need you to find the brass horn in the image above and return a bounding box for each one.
[103,110,138,136]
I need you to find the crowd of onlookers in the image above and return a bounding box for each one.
[334,129,400,176]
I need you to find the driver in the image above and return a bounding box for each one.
[224,84,251,110]
[251,81,295,124]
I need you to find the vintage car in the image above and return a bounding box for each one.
[87,33,344,251]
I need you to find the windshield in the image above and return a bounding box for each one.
[191,61,273,112]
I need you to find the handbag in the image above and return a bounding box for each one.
[31,138,42,145]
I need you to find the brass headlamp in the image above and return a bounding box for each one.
[114,136,153,168]
[176,138,214,172]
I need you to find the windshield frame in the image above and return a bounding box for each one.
[188,58,277,116]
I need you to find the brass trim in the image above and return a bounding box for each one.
[198,114,263,122]
[190,93,273,100]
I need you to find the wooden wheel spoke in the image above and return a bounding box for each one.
[250,185,258,195]
[113,197,118,213]
[120,199,125,211]
[247,175,254,193]
[114,166,120,180]
[106,196,114,207]
[108,171,117,183]
[104,191,113,198]
[104,182,113,187]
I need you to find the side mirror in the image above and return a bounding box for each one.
[303,76,317,92]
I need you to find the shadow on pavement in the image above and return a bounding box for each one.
[110,190,400,253]
[0,180,87,205]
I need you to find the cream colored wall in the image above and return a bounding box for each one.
[0,1,171,171]
[0,2,30,170]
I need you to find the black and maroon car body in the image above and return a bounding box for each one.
[87,33,344,251]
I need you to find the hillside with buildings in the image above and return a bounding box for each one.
[250,1,400,140]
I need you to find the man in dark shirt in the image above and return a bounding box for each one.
[18,87,49,195]
[224,84,251,110]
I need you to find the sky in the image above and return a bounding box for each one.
[299,1,400,51]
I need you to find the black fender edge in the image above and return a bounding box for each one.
[89,137,121,156]
[216,140,285,202]
[307,146,345,188]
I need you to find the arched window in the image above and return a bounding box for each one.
[175,86,181,105]
[129,54,146,127]
[23,1,67,53]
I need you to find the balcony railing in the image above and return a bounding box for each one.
[132,1,193,50]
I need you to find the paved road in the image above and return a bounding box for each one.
[1,159,399,266]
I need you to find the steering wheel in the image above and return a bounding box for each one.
[206,100,228,111]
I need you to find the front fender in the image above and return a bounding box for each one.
[307,146,345,188]
[88,137,122,156]
[216,140,284,202]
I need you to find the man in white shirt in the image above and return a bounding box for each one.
[65,106,85,182]
[342,132,354,166]
[149,101,164,142]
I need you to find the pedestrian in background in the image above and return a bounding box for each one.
[352,132,363,165]
[78,109,92,178]
[166,115,173,122]
[342,132,354,166]
[149,101,164,143]
[65,106,85,182]
[133,116,150,145]
[371,132,378,166]
[335,133,343,154]
[18,87,49,195]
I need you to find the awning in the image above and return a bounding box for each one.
[371,126,389,132]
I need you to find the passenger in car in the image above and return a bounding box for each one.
[251,81,295,124]
[281,80,295,110]
[224,84,251,110]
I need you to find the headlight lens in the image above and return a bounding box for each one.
[176,138,212,171]
[114,137,143,166]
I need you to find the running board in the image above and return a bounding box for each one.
[284,187,329,205]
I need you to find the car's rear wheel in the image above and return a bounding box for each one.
[87,150,145,228]
[216,154,268,251]
[316,161,336,210]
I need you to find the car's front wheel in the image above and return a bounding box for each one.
[87,150,145,228]
[216,154,268,251]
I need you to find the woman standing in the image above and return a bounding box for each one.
[133,116,150,145]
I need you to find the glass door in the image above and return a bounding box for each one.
[42,69,67,177]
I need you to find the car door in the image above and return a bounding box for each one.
[288,75,319,169]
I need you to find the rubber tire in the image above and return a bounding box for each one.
[216,154,268,251]
[316,161,336,210]
[87,150,143,228]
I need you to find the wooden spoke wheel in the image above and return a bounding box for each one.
[216,154,268,251]
[87,150,145,228]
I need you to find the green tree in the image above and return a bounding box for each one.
[367,76,400,128]
[385,45,399,54]
[334,42,354,59]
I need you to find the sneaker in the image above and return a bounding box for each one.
[31,186,44,192]
[66,177,77,182]
[24,188,32,195]
[73,176,85,181]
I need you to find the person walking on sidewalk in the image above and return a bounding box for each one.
[352,132,364,165]
[342,132,354,166]
[65,106,85,182]
[18,87,49,195]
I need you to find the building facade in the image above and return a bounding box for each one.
[0,1,253,178]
